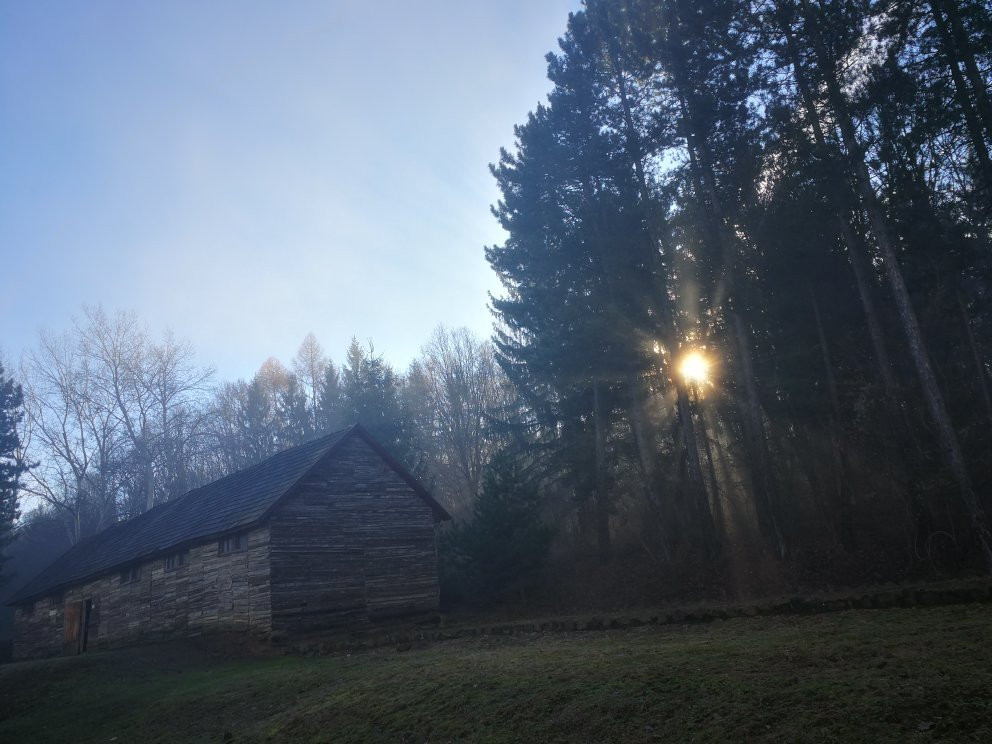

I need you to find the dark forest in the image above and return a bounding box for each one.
[4,0,992,618]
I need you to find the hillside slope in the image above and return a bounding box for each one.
[1,605,991,742]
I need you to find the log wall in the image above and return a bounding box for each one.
[12,434,442,659]
[269,436,440,634]
[12,526,271,660]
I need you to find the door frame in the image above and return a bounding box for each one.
[63,598,95,655]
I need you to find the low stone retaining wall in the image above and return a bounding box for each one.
[286,579,992,657]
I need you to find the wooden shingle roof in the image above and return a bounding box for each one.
[9,425,449,605]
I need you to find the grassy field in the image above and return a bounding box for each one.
[1,605,991,743]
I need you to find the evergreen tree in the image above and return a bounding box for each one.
[439,452,555,607]
[317,360,343,434]
[277,374,313,447]
[1,362,29,585]
[487,0,992,572]
[340,338,411,458]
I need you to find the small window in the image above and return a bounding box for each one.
[164,551,188,571]
[218,533,247,555]
[119,565,141,585]
[22,602,34,617]
[49,591,63,607]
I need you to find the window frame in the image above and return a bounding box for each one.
[218,533,247,555]
[164,551,188,571]
[119,565,142,585]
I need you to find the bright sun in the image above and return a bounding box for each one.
[679,351,710,386]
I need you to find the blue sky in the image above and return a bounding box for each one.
[0,0,579,380]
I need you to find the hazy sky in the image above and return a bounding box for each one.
[0,0,579,380]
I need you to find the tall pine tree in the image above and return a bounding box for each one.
[1,362,29,585]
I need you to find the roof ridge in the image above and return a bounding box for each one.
[8,425,357,605]
[43,426,354,558]
[165,425,353,507]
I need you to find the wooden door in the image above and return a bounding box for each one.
[63,600,83,655]
[81,599,94,652]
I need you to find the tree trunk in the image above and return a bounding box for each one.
[626,375,674,561]
[730,310,787,558]
[840,219,901,401]
[775,0,935,554]
[957,290,992,428]
[775,2,901,402]
[676,379,718,555]
[662,30,783,555]
[593,381,612,563]
[811,288,856,549]
[800,0,992,570]
[599,25,720,557]
[694,394,724,545]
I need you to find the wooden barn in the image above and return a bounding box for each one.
[7,425,450,660]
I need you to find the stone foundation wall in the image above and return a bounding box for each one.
[13,526,271,660]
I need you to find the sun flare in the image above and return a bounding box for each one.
[679,351,710,386]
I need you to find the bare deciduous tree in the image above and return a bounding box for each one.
[292,333,328,433]
[410,327,510,516]
[21,331,122,543]
[21,308,216,542]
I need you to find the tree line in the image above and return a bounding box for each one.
[486,0,992,585]
[5,308,508,550]
[4,0,992,604]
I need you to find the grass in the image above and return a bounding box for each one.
[1,604,991,742]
